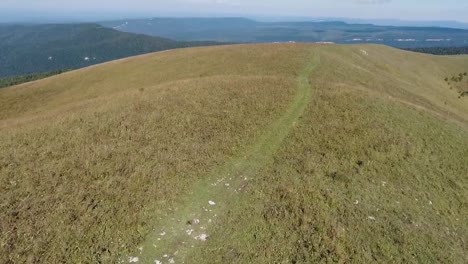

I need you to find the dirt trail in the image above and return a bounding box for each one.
[127,51,321,264]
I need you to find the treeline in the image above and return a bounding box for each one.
[406,46,468,55]
[0,70,69,89]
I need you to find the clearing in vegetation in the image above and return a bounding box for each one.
[1,44,467,263]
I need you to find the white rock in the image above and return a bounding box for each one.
[129,257,139,263]
[195,234,208,241]
[154,260,162,264]
[160,232,166,236]
[368,216,376,220]
[208,201,216,206]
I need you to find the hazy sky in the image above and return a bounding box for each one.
[2,0,468,22]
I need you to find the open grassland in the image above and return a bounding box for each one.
[0,44,309,263]
[1,44,468,263]
[190,62,468,263]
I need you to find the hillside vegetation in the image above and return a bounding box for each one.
[0,23,219,77]
[407,46,468,55]
[0,44,467,263]
[0,70,69,89]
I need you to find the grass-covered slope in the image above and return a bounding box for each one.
[0,44,467,263]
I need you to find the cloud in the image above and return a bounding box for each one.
[182,0,240,6]
[215,0,241,6]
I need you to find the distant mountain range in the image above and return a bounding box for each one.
[0,23,218,78]
[336,18,468,30]
[2,18,468,78]
[254,17,468,30]
[100,17,468,48]
[2,8,468,30]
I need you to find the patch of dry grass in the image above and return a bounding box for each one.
[0,44,308,122]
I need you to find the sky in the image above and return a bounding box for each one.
[1,0,468,22]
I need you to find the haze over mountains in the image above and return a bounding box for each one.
[2,7,468,29]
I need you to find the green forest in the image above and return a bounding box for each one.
[0,23,219,78]
[0,70,69,89]
[406,46,468,55]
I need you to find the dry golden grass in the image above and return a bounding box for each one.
[317,45,468,124]
[189,50,468,262]
[0,44,309,263]
[0,45,307,122]
[192,88,468,263]
[1,44,467,263]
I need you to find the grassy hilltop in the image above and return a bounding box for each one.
[0,44,467,263]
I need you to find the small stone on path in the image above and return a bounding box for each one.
[129,257,139,263]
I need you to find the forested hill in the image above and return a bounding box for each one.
[0,23,219,78]
[405,46,468,55]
